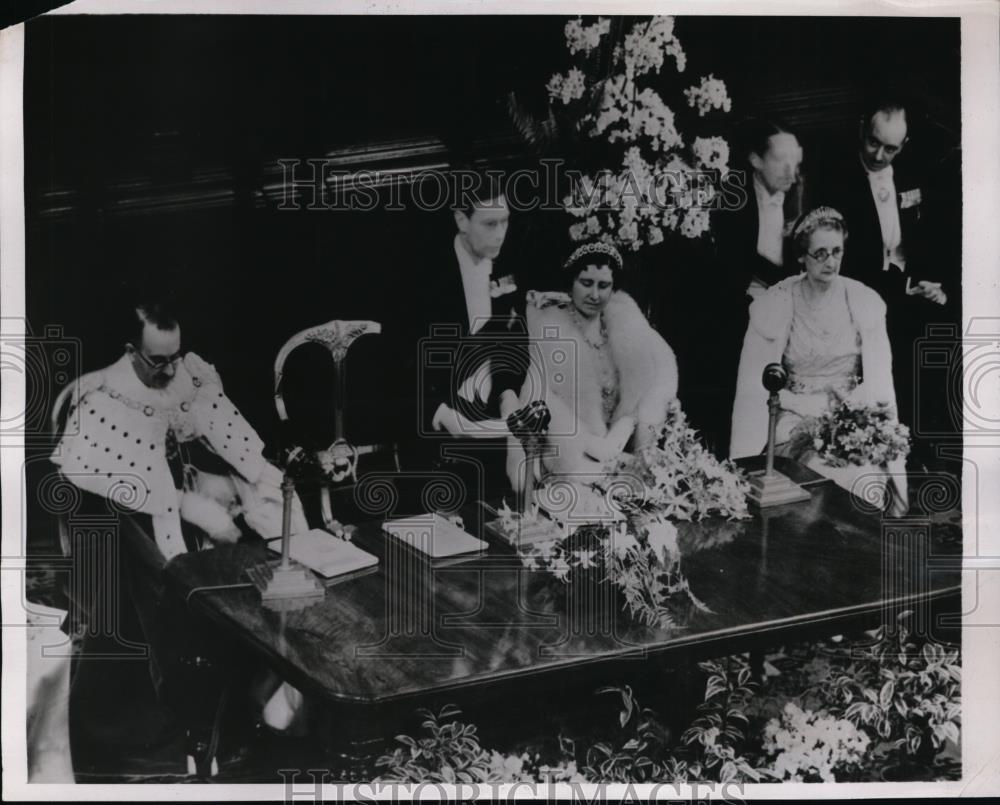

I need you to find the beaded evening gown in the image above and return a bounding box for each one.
[775,279,862,445]
[518,290,679,501]
[575,311,622,430]
[776,279,897,510]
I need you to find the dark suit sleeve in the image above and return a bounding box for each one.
[383,241,454,438]
[714,201,784,294]
[491,279,529,403]
[810,159,900,300]
[713,199,752,298]
[490,331,528,414]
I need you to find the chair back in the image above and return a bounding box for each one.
[273,320,401,531]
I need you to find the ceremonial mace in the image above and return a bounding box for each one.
[246,447,325,609]
[746,364,811,508]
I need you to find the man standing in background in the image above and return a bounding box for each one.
[816,96,953,466]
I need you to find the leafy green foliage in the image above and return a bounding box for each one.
[576,659,771,783]
[580,686,675,782]
[375,706,584,784]
[812,612,961,765]
[680,658,770,783]
[374,705,494,784]
[373,622,960,785]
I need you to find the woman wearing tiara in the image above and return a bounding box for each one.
[510,240,680,485]
[730,206,908,515]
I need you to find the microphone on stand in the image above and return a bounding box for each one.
[746,363,811,508]
[762,362,788,392]
[762,364,788,478]
[245,445,325,610]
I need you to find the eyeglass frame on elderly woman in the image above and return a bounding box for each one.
[127,344,185,370]
[804,246,845,263]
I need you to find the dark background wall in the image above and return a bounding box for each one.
[24,14,961,458]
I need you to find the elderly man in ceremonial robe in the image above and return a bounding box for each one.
[51,299,310,742]
[52,300,306,559]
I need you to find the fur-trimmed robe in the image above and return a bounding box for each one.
[51,353,306,560]
[730,274,908,514]
[517,290,678,476]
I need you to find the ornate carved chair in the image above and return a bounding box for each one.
[273,319,402,532]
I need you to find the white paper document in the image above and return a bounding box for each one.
[382,513,487,559]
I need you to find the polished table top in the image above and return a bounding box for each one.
[164,462,962,707]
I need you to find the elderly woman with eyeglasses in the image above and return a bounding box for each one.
[730,206,908,515]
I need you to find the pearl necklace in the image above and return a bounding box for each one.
[570,305,608,350]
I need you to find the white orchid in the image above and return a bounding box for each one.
[692,135,731,173]
[549,556,572,581]
[623,15,683,78]
[565,16,611,56]
[685,74,733,117]
[546,67,587,105]
[644,520,680,558]
[679,208,711,239]
[610,530,640,557]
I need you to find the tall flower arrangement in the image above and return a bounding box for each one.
[522,16,733,252]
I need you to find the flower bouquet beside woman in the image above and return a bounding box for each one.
[730,206,909,516]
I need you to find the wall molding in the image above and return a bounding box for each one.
[31,133,528,220]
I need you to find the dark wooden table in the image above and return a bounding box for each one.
[163,458,962,759]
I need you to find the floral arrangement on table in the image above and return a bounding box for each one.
[511,16,733,252]
[760,702,870,782]
[515,516,712,630]
[791,398,911,468]
[607,402,751,521]
[491,404,749,630]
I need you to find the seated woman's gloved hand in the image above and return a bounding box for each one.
[584,435,622,463]
[506,400,551,448]
[844,382,895,412]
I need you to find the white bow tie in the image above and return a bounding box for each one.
[867,165,894,186]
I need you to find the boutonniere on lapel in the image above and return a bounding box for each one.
[898,188,922,210]
[489,274,518,298]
